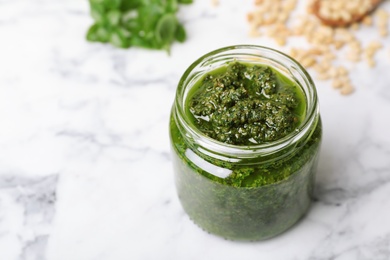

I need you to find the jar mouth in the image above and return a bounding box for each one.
[174,45,319,159]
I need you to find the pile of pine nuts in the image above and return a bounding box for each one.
[318,0,375,22]
[247,0,389,95]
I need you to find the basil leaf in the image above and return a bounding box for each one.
[137,5,164,32]
[178,0,193,4]
[86,0,191,50]
[86,24,110,43]
[89,0,104,5]
[110,28,129,48]
[103,0,122,9]
[86,23,100,41]
[175,23,186,42]
[130,36,156,49]
[120,0,142,11]
[165,0,178,13]
[155,13,177,48]
[95,25,110,42]
[107,10,121,26]
[90,4,105,23]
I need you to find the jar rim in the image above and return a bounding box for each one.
[174,45,319,159]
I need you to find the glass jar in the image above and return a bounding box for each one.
[169,45,322,241]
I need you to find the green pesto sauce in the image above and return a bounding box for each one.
[170,60,322,240]
[186,61,306,145]
[170,116,322,240]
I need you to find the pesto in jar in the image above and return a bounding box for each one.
[170,46,322,241]
[187,61,306,146]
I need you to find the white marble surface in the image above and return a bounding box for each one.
[1,0,390,259]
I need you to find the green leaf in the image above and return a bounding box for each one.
[175,23,186,42]
[110,28,129,48]
[89,0,104,5]
[86,0,192,50]
[86,24,110,43]
[119,27,131,38]
[120,0,142,11]
[155,13,177,49]
[103,0,122,9]
[165,0,178,13]
[90,4,105,23]
[178,0,193,4]
[86,23,110,42]
[96,25,110,42]
[137,4,164,32]
[130,36,153,49]
[86,23,100,42]
[107,10,121,26]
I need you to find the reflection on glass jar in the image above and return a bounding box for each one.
[169,45,322,241]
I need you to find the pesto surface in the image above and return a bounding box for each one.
[187,62,306,145]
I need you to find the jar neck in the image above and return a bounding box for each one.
[173,45,319,163]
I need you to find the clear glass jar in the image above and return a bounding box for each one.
[169,45,322,241]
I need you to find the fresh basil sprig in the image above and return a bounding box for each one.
[86,0,192,51]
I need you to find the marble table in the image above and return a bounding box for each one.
[1,0,390,259]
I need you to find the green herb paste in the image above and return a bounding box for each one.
[187,62,306,145]
[170,61,322,240]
